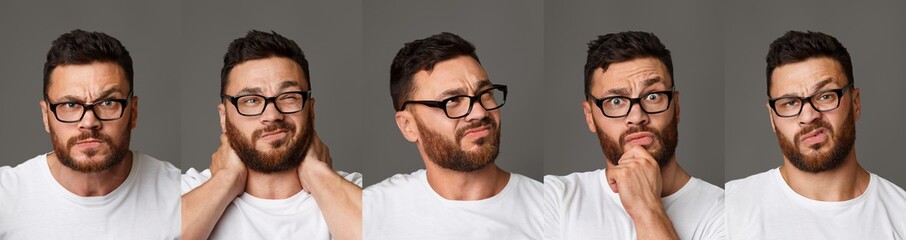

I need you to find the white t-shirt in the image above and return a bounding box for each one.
[363,169,544,240]
[181,168,362,240]
[0,151,181,240]
[543,169,726,240]
[726,168,906,240]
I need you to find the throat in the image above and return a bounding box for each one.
[245,168,303,199]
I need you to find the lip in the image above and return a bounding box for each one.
[74,139,103,148]
[800,128,828,146]
[624,132,655,147]
[259,129,288,141]
[462,126,490,139]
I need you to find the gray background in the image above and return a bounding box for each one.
[724,0,906,186]
[0,0,182,168]
[179,0,364,174]
[543,0,726,187]
[361,0,545,186]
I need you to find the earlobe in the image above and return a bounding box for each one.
[40,101,50,133]
[395,111,418,142]
[218,104,227,133]
[581,101,597,133]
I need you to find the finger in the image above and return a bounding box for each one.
[606,168,619,193]
[624,145,656,164]
[219,133,229,148]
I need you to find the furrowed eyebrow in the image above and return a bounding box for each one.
[438,80,493,98]
[278,80,301,91]
[776,79,833,98]
[236,87,263,96]
[52,87,125,103]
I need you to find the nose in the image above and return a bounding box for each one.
[624,102,649,126]
[78,109,101,130]
[259,101,286,123]
[462,98,489,122]
[798,101,820,125]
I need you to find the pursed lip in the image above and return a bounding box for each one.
[463,125,490,135]
[799,128,828,144]
[623,132,655,146]
[260,129,288,139]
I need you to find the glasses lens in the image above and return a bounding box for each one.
[479,88,506,111]
[640,92,671,113]
[444,96,472,118]
[773,97,801,117]
[236,95,266,115]
[275,92,305,113]
[54,103,85,122]
[812,91,841,111]
[600,97,631,117]
[94,100,125,120]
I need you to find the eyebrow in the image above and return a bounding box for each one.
[278,80,301,90]
[55,87,125,103]
[604,77,664,96]
[438,80,492,98]
[235,80,303,96]
[777,79,833,98]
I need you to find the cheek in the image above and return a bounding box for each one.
[596,118,623,139]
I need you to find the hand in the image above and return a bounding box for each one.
[298,131,333,193]
[210,133,247,197]
[606,145,663,217]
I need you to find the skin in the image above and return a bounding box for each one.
[40,61,138,197]
[394,55,510,201]
[581,57,687,240]
[767,57,868,201]
[181,57,362,240]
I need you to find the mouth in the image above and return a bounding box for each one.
[462,125,491,140]
[259,129,289,142]
[799,128,829,146]
[624,132,655,147]
[74,138,104,148]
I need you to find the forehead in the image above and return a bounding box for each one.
[410,55,490,98]
[770,57,847,97]
[47,61,129,97]
[226,56,308,94]
[590,57,671,94]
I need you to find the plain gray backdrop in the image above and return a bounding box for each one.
[543,0,726,187]
[724,0,906,186]
[361,0,545,186]
[179,0,364,174]
[0,0,182,168]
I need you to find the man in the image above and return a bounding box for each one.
[543,31,725,240]
[363,32,543,239]
[180,30,363,240]
[0,30,180,239]
[726,31,906,239]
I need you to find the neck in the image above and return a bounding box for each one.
[424,162,510,201]
[245,168,302,199]
[779,149,869,201]
[47,151,133,197]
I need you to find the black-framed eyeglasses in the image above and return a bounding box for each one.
[46,91,133,123]
[586,88,675,118]
[222,91,311,116]
[400,84,507,119]
[768,83,853,118]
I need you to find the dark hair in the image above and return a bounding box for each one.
[584,31,673,94]
[766,31,853,96]
[221,30,310,95]
[44,29,133,97]
[390,32,479,111]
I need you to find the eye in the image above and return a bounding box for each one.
[784,101,799,107]
[608,98,624,105]
[645,93,660,101]
[242,98,260,104]
[100,100,116,106]
[63,103,79,109]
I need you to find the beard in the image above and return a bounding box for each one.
[50,121,131,174]
[597,110,678,167]
[776,112,855,173]
[416,116,501,172]
[225,111,313,174]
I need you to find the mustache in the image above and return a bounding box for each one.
[250,121,296,141]
[795,119,834,141]
[455,117,497,140]
[66,130,112,148]
[618,125,658,146]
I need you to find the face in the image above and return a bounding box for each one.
[768,57,859,173]
[583,57,679,167]
[397,55,502,172]
[220,57,314,173]
[40,61,136,173]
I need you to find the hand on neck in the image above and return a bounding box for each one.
[779,150,869,202]
[424,162,511,201]
[48,151,133,197]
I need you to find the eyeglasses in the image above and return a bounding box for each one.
[400,84,507,119]
[768,83,853,118]
[586,88,675,118]
[46,91,133,123]
[222,91,311,116]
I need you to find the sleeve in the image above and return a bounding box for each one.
[180,168,212,195]
[337,171,363,187]
[542,175,565,240]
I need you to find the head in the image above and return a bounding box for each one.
[582,31,679,167]
[40,29,137,173]
[391,32,502,172]
[765,31,859,173]
[219,30,314,173]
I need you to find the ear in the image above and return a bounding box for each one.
[581,100,597,133]
[218,103,227,133]
[673,91,681,124]
[395,111,419,142]
[851,87,861,121]
[308,97,316,123]
[40,100,50,133]
[129,96,138,129]
[765,102,777,132]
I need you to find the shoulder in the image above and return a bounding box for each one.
[364,169,424,196]
[543,169,603,194]
[726,168,776,196]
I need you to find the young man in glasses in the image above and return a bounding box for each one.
[180,30,362,240]
[363,32,543,239]
[543,31,725,240]
[0,30,180,239]
[726,31,906,239]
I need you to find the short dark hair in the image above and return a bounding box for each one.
[43,29,133,97]
[766,31,853,96]
[390,32,479,111]
[584,31,673,94]
[221,30,310,95]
